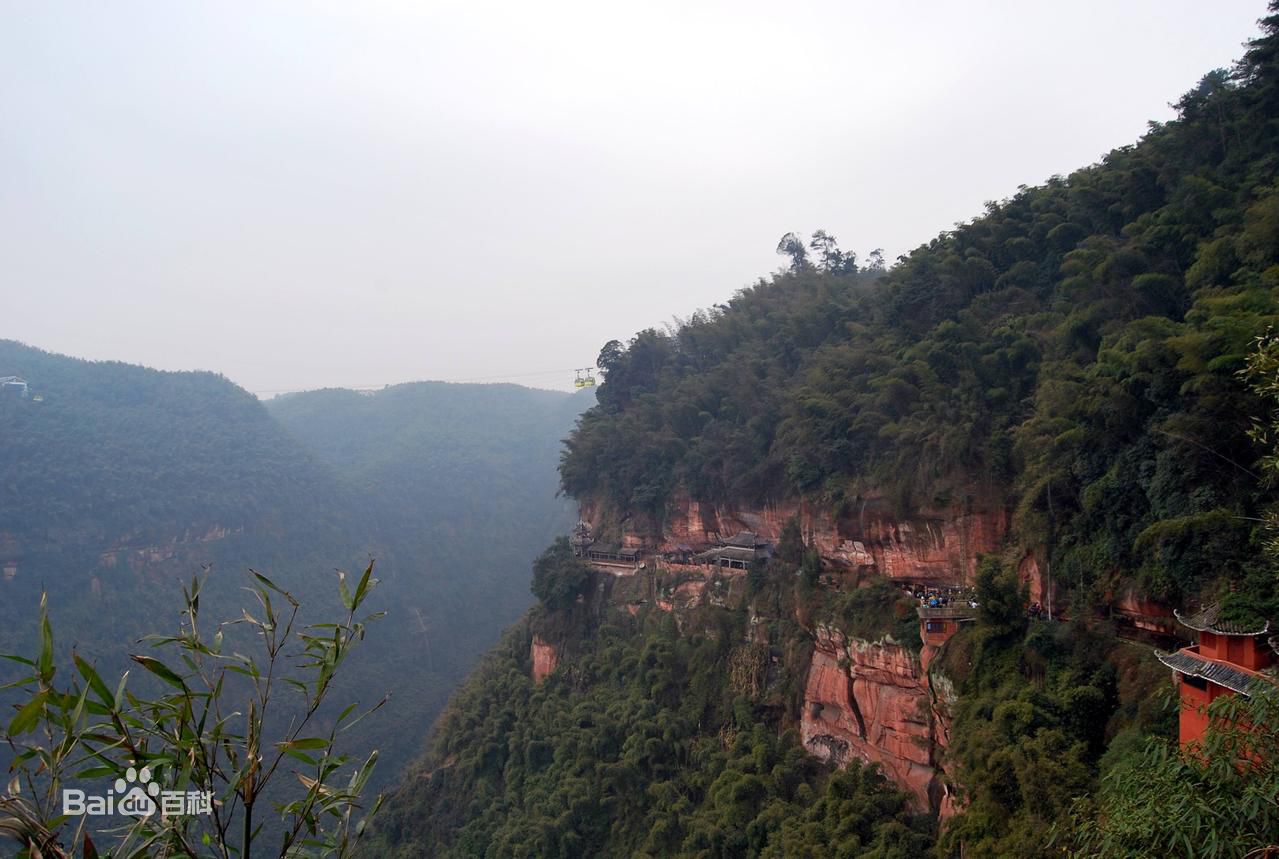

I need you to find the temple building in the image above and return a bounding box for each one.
[696,531,771,572]
[918,604,977,648]
[917,603,978,670]
[1155,603,1276,749]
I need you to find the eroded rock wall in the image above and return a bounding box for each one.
[572,492,1002,815]
[583,493,1007,585]
[530,635,559,683]
[800,624,954,814]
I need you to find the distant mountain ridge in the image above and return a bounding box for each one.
[0,339,588,791]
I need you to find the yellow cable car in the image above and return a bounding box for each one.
[574,368,596,389]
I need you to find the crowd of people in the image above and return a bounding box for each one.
[900,584,979,609]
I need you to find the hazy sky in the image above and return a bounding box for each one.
[1,2,1268,395]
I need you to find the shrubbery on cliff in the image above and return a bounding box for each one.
[371,612,934,857]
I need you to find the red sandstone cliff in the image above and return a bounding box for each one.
[531,635,559,683]
[569,492,988,812]
[800,624,954,814]
[580,493,1007,585]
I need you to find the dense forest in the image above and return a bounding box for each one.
[0,342,585,792]
[377,6,1279,857]
[375,544,1183,858]
[376,596,933,858]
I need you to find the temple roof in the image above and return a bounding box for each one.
[1156,648,1268,696]
[1174,603,1271,636]
[700,546,758,563]
[724,531,766,549]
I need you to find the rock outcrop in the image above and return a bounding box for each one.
[581,493,1006,585]
[1110,587,1177,638]
[800,625,953,814]
[530,635,559,683]
[575,492,1004,815]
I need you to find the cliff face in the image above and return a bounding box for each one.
[800,625,954,814]
[531,635,559,683]
[582,493,1007,585]
[563,492,989,813]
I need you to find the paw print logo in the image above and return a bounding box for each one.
[115,766,160,818]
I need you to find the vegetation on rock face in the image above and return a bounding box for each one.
[932,558,1173,858]
[373,608,933,859]
[529,537,592,611]
[1042,213,1279,859]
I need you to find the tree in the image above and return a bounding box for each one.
[596,340,624,377]
[974,556,1026,639]
[776,517,805,566]
[808,230,856,274]
[1060,688,1279,858]
[0,567,386,858]
[531,537,592,610]
[776,232,810,273]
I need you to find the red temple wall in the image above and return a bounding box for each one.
[1178,680,1213,747]
[921,619,955,649]
[1199,631,1223,661]
[1178,678,1238,748]
[1196,633,1274,672]
[1237,637,1273,671]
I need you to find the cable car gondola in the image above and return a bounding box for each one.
[574,368,596,389]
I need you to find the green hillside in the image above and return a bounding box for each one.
[265,383,585,785]
[0,339,356,552]
[0,340,368,658]
[561,21,1279,618]
[375,7,1279,857]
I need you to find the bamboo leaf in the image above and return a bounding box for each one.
[7,691,47,736]
[73,653,114,707]
[337,570,353,611]
[131,655,186,690]
[38,592,55,682]
[113,671,129,710]
[352,561,376,611]
[252,569,298,607]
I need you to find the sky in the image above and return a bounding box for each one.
[0,1,1269,395]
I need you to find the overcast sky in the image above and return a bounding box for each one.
[1,2,1268,395]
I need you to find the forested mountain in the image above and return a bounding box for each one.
[0,340,367,662]
[375,7,1279,857]
[559,27,1279,621]
[0,341,584,792]
[0,339,357,556]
